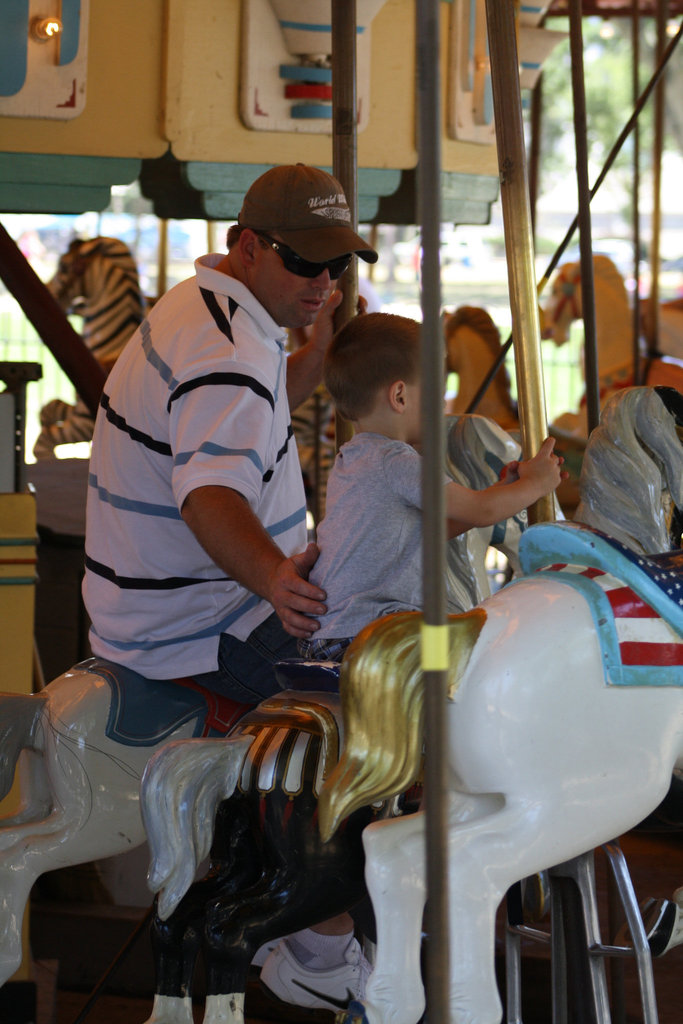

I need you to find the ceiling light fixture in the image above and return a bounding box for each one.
[30,16,63,42]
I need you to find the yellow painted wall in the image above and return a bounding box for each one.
[164,0,498,174]
[0,0,497,175]
[0,1,168,159]
[0,494,37,983]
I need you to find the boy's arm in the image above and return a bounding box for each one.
[445,437,564,536]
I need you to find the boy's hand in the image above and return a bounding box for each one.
[518,436,568,492]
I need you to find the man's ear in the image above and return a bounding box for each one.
[388,379,407,413]
[239,228,260,267]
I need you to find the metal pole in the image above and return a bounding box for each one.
[0,222,106,418]
[485,0,553,524]
[156,219,168,300]
[632,6,643,383]
[332,0,359,449]
[568,0,600,435]
[528,73,544,242]
[647,0,668,352]
[416,1,450,1021]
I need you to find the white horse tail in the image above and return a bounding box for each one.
[0,694,48,803]
[141,735,254,920]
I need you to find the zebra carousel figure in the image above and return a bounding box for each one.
[33,236,147,459]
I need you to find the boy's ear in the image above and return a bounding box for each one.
[388,379,407,413]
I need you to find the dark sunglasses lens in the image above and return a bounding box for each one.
[326,254,352,278]
[279,244,351,279]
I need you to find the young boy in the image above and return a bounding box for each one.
[299,311,566,661]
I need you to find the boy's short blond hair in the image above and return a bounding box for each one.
[324,312,420,421]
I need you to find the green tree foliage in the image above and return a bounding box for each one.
[536,15,683,224]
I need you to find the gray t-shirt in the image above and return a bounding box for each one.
[310,432,438,639]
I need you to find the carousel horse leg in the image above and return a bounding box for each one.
[144,794,262,1024]
[0,747,145,983]
[359,811,427,1024]
[202,862,369,1022]
[358,794,536,1024]
[198,797,371,1022]
[145,864,258,1024]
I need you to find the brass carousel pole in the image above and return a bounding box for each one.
[416,2,450,1021]
[568,0,600,435]
[331,0,359,449]
[484,0,553,524]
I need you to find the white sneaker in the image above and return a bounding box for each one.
[260,936,371,1012]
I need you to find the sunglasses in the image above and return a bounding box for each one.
[255,231,352,280]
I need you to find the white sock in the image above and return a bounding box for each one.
[284,927,355,970]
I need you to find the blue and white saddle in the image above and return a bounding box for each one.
[518,522,683,687]
[83,656,341,748]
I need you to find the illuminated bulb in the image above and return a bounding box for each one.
[599,20,615,40]
[30,16,63,42]
[666,20,679,37]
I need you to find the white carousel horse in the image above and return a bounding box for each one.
[315,385,683,1024]
[0,413,520,994]
[444,305,519,432]
[33,236,146,459]
[542,253,683,440]
[141,387,683,1024]
[575,385,683,554]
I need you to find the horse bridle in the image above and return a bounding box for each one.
[550,264,582,325]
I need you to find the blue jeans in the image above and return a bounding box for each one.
[192,612,299,704]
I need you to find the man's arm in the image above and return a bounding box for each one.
[181,485,326,638]
[286,290,343,410]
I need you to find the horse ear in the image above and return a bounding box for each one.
[654,386,683,427]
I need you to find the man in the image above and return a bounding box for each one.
[83,164,378,1008]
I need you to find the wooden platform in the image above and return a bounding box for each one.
[28,828,683,1024]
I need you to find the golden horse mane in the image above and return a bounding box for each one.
[318,608,487,842]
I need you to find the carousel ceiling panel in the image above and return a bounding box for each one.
[549,1,683,14]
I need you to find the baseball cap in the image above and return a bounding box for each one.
[238,164,378,264]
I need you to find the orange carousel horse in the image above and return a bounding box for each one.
[542,253,683,439]
[444,305,519,432]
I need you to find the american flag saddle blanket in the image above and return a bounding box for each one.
[518,521,683,687]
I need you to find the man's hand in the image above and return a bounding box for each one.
[268,542,327,638]
[182,487,326,637]
[308,288,344,357]
[286,289,344,411]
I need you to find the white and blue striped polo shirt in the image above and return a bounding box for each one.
[83,254,307,678]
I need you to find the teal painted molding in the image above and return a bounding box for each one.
[0,153,141,185]
[0,153,141,213]
[142,154,402,222]
[374,167,499,226]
